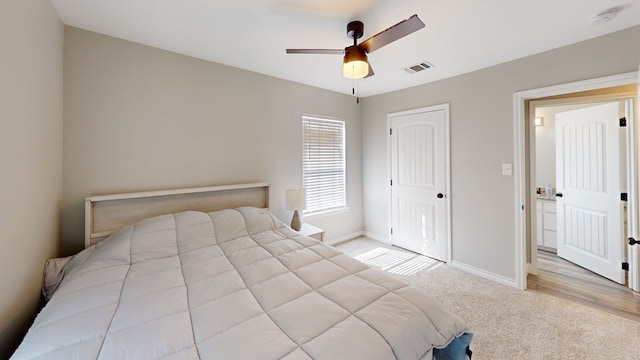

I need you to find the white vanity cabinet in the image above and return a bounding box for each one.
[536,199,557,250]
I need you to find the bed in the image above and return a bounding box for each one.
[12,183,472,359]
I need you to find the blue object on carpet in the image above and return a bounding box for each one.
[433,332,473,360]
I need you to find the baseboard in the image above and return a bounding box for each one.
[450,260,518,289]
[323,229,391,246]
[526,262,537,275]
[325,231,365,246]
[362,231,391,245]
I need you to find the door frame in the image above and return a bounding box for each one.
[387,103,452,263]
[513,72,638,290]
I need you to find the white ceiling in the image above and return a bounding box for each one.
[50,0,640,97]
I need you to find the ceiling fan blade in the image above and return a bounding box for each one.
[365,63,375,78]
[359,14,425,53]
[286,49,344,55]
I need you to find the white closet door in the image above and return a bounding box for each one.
[390,106,448,261]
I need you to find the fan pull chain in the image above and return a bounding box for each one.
[352,78,360,104]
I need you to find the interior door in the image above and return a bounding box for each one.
[390,106,448,261]
[555,102,624,284]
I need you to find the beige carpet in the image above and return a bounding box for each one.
[334,238,640,360]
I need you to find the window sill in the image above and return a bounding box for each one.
[302,207,349,221]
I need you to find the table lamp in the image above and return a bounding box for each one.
[286,188,306,231]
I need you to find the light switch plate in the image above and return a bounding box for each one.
[502,163,513,176]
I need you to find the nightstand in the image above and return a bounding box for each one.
[299,223,325,242]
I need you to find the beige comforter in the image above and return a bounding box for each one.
[12,207,468,359]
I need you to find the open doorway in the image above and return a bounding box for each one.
[526,97,640,320]
[513,73,640,318]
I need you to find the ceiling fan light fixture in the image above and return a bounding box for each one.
[286,15,424,81]
[343,45,369,79]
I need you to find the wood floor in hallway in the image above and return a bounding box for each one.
[527,250,640,322]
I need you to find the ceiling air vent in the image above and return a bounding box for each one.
[403,61,434,74]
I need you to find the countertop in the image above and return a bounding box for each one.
[536,195,556,201]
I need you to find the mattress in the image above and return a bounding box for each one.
[12,207,470,359]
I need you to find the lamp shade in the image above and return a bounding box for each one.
[343,46,369,79]
[286,188,306,211]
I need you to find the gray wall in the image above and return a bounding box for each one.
[0,1,63,357]
[534,106,560,189]
[362,25,640,280]
[62,27,363,255]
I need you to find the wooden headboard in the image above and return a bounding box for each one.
[85,182,269,248]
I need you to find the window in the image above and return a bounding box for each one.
[302,115,346,216]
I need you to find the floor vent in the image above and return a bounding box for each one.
[403,61,434,74]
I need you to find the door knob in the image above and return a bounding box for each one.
[437,193,444,199]
[630,238,640,246]
[556,192,563,198]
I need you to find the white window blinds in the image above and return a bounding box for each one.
[302,116,346,216]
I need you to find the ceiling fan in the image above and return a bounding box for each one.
[286,14,425,79]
